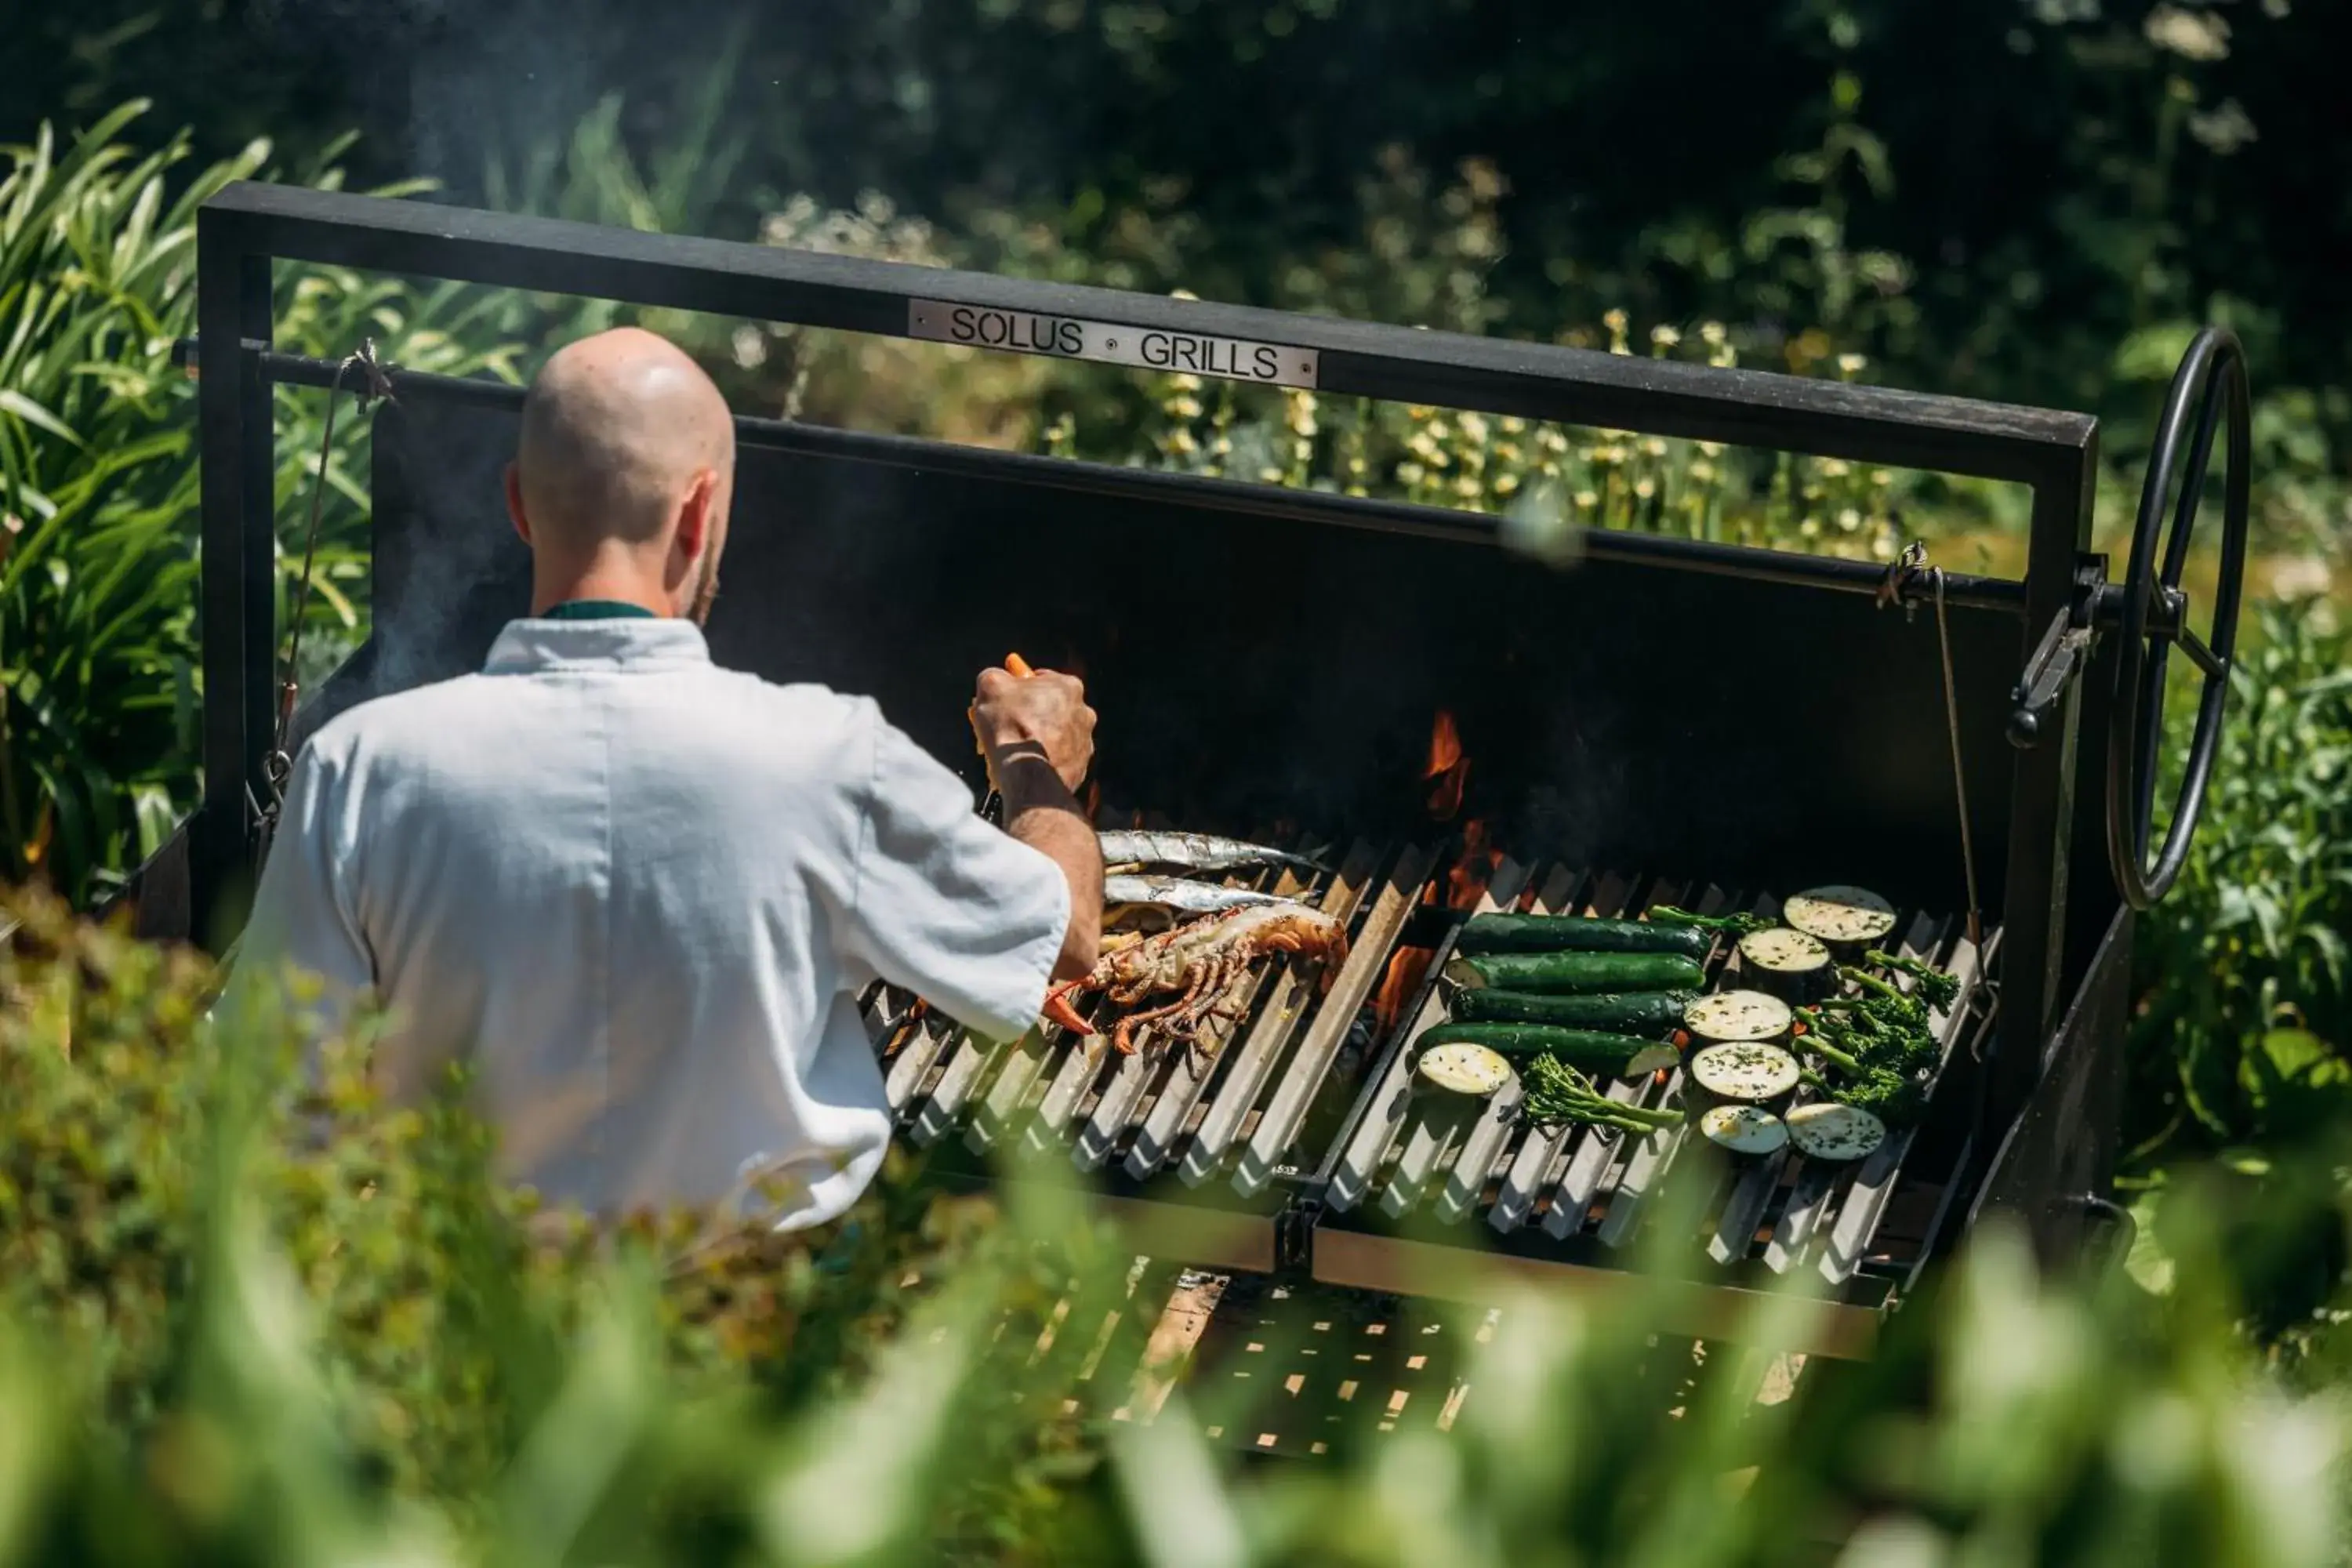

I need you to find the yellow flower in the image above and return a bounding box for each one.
[1836,353,1868,377]
[1398,461,1426,485]
[1650,325,1682,350]
[1574,489,1599,510]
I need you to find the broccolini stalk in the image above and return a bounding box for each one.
[1862,949,1963,1011]
[1800,1066,1926,1127]
[1650,905,1776,938]
[1521,1054,1683,1134]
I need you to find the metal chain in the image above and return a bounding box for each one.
[1880,541,1991,1029]
[1930,566,1987,952]
[250,340,395,851]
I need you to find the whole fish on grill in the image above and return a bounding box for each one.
[1095,830,1329,875]
[1102,874,1314,916]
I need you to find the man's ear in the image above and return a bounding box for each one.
[504,463,532,545]
[673,469,717,566]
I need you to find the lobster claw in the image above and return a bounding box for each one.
[1042,981,1094,1036]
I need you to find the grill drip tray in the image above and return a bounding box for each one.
[865,830,1995,1359]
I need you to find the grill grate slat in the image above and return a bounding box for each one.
[1592,885,1740,1250]
[1232,844,1440,1199]
[1177,840,1388,1185]
[1430,865,1581,1225]
[1761,909,1963,1276]
[1327,858,1530,1215]
[1808,924,1991,1283]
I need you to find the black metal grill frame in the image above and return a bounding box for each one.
[174,182,2130,1349]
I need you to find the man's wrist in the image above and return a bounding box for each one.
[993,746,1082,806]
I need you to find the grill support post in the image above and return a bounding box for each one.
[191,211,274,945]
[1987,441,2100,1156]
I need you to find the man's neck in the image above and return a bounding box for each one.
[532,571,673,619]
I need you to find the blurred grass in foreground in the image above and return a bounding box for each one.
[2,884,2349,1566]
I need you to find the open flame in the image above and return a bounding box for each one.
[1372,821,1504,1036]
[1425,709,1470,821]
[1446,818,1501,910]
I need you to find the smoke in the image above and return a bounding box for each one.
[288,396,529,753]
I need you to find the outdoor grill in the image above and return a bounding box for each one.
[133,181,2252,1363]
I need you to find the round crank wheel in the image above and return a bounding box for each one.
[2106,326,2251,911]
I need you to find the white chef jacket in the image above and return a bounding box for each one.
[229,612,1071,1229]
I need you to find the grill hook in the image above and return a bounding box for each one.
[254,339,397,857]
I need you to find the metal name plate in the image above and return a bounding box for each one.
[907,299,1319,390]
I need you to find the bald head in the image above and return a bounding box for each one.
[506,328,737,621]
[515,327,734,546]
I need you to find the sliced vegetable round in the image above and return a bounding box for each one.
[1682,989,1794,1044]
[1417,1042,1515,1098]
[1700,1104,1790,1156]
[1784,886,1899,948]
[1737,927,1832,1000]
[1786,1101,1888,1161]
[1689,1042,1802,1102]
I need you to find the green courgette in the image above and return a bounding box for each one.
[1456,913,1710,959]
[1443,950,1708,995]
[1415,1022,1680,1076]
[1449,988,1694,1035]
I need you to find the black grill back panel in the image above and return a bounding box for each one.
[336,397,2021,914]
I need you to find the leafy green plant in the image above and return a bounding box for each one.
[2126,600,2352,1172]
[0,104,529,905]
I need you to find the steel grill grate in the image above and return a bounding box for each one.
[865,822,1996,1348]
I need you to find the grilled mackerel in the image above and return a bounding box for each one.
[1102,874,1313,916]
[1096,830,1328,876]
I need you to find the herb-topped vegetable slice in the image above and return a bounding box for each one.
[1785,1101,1888,1161]
[1700,1104,1789,1156]
[1783,886,1899,949]
[1689,1042,1802,1102]
[1417,1042,1515,1098]
[1456,913,1709,959]
[1737,927,1832,1001]
[1683,989,1795,1044]
[1443,951,1706,995]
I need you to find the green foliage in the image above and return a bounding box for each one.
[0,104,528,905]
[3,889,2349,1565]
[2127,601,2352,1170]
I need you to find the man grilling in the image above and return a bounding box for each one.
[230,325,1102,1229]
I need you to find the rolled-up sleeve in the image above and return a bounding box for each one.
[838,706,1072,1043]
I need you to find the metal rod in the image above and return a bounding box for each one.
[172,337,2036,618]
[2173,624,2227,682]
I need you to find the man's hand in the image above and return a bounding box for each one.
[971,664,1101,983]
[971,666,1095,792]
